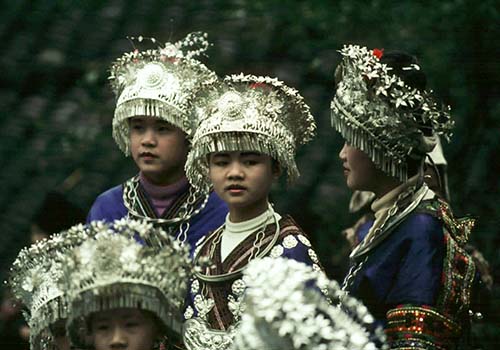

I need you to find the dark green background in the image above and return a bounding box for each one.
[0,0,498,347]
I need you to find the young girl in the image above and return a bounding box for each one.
[87,33,227,252]
[59,219,192,350]
[181,74,325,350]
[331,45,475,349]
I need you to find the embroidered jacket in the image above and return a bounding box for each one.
[348,194,475,349]
[86,176,228,254]
[182,215,323,350]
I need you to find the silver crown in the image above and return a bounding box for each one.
[56,219,192,348]
[185,74,316,190]
[9,224,92,350]
[109,32,217,154]
[331,45,454,182]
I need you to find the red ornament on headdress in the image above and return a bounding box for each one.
[373,48,384,59]
[249,82,268,89]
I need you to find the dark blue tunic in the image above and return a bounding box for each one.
[348,197,476,349]
[351,212,445,323]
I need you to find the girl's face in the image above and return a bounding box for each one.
[129,116,188,186]
[90,308,158,350]
[208,151,280,222]
[338,143,380,191]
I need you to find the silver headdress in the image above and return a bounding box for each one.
[185,73,316,190]
[110,32,217,154]
[59,219,192,348]
[331,44,454,182]
[8,224,91,350]
[231,257,387,350]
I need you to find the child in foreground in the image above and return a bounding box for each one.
[61,219,192,350]
[181,74,326,350]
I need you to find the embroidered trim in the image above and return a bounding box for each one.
[184,306,194,320]
[417,198,476,323]
[269,245,284,258]
[297,234,312,247]
[386,305,460,350]
[282,235,298,249]
[308,249,319,264]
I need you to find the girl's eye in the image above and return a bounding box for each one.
[244,159,258,166]
[95,324,109,331]
[214,161,228,167]
[131,124,144,131]
[157,126,171,132]
[125,322,139,328]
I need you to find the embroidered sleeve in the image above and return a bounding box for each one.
[386,304,461,350]
[270,231,330,300]
[276,232,321,270]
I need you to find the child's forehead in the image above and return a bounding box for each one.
[211,151,265,157]
[129,116,172,125]
[91,307,146,321]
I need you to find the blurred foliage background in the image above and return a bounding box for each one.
[0,0,498,347]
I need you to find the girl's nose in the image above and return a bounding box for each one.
[109,325,128,348]
[339,143,348,160]
[141,128,157,147]
[227,162,244,179]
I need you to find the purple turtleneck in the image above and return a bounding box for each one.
[139,172,190,216]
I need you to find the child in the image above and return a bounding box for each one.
[9,224,91,350]
[181,74,324,350]
[87,33,227,251]
[60,219,192,350]
[331,45,476,348]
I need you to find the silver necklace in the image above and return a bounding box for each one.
[123,175,209,244]
[194,206,281,282]
[341,184,428,292]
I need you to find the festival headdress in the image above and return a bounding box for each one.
[185,73,316,190]
[331,45,454,182]
[109,32,217,154]
[231,257,387,350]
[59,219,192,348]
[8,224,91,350]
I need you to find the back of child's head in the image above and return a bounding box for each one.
[380,51,427,91]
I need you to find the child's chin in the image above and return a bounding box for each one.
[225,197,251,208]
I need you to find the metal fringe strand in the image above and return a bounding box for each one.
[113,98,190,154]
[67,283,182,348]
[331,100,408,183]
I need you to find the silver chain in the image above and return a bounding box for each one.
[247,210,273,261]
[207,209,272,263]
[208,226,224,259]
[341,256,368,291]
[341,186,416,292]
[123,176,209,245]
